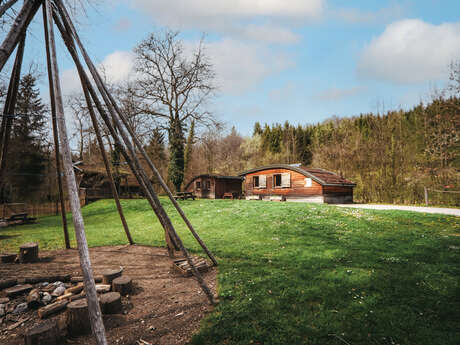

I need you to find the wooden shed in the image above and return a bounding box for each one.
[184,174,243,199]
[239,164,355,204]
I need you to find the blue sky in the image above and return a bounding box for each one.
[6,0,460,136]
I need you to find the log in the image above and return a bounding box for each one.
[71,275,102,283]
[37,300,68,319]
[66,299,91,336]
[4,284,33,297]
[0,253,16,263]
[65,283,83,294]
[56,293,73,301]
[95,284,111,293]
[0,278,17,290]
[24,320,60,345]
[112,276,132,296]
[26,288,41,309]
[99,292,122,314]
[24,275,71,284]
[18,242,39,263]
[101,267,123,285]
[69,291,86,302]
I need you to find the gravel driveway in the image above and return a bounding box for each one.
[335,204,460,217]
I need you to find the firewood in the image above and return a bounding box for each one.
[18,242,39,263]
[99,292,122,314]
[101,267,123,285]
[56,293,73,301]
[66,299,91,336]
[26,288,41,309]
[112,276,132,296]
[96,284,111,293]
[65,283,83,294]
[0,278,17,290]
[24,320,60,345]
[24,275,71,284]
[4,284,33,297]
[37,300,68,319]
[69,291,86,302]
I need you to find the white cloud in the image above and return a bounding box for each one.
[314,86,367,101]
[128,0,324,44]
[204,39,295,94]
[358,19,460,83]
[333,4,405,24]
[60,50,136,96]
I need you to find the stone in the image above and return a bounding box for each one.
[51,286,65,297]
[40,282,49,287]
[52,281,64,287]
[42,293,52,304]
[13,302,28,314]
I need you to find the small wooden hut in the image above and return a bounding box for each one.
[239,164,355,203]
[184,174,243,199]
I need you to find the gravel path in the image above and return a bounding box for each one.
[335,204,460,217]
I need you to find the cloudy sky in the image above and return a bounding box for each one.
[11,0,460,134]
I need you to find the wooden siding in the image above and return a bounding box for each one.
[244,168,323,197]
[185,176,242,199]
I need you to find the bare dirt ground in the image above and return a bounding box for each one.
[336,204,460,217]
[0,245,217,345]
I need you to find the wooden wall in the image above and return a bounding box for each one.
[185,177,242,199]
[244,168,323,197]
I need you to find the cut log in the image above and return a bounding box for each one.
[99,292,122,314]
[0,278,17,290]
[56,293,73,301]
[95,284,111,293]
[101,267,123,285]
[27,288,41,309]
[65,283,84,294]
[24,275,71,284]
[38,300,68,319]
[18,242,39,263]
[4,284,33,297]
[69,291,86,302]
[71,275,102,283]
[66,299,91,336]
[112,276,132,296]
[1,253,16,263]
[24,320,60,345]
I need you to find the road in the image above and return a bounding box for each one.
[335,204,460,217]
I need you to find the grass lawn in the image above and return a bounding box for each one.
[1,199,459,345]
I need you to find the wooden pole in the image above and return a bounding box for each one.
[0,35,25,187]
[42,2,107,344]
[56,1,217,267]
[0,0,40,72]
[424,186,429,206]
[43,15,70,249]
[54,8,216,304]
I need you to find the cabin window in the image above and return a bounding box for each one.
[196,181,201,190]
[281,173,291,188]
[304,178,312,187]
[253,175,266,188]
[274,174,282,187]
[253,176,259,188]
[205,180,211,190]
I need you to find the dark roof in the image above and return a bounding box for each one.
[238,164,356,187]
[184,174,243,190]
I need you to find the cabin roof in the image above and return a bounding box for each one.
[184,174,243,190]
[238,164,356,187]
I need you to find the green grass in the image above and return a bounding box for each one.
[1,199,459,345]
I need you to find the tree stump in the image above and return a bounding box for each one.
[19,242,39,263]
[66,299,91,337]
[1,253,16,263]
[101,267,123,285]
[112,276,132,296]
[99,292,122,314]
[24,320,60,345]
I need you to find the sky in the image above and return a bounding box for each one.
[5,0,460,136]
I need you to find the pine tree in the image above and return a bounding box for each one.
[184,120,195,178]
[2,73,49,202]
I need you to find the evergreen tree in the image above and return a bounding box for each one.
[2,73,49,202]
[168,118,185,192]
[184,120,195,177]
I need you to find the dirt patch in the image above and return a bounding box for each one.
[0,245,217,345]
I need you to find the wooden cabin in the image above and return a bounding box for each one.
[239,164,355,204]
[184,174,243,199]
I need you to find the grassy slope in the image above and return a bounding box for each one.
[1,199,459,345]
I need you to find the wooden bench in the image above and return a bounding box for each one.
[173,192,196,200]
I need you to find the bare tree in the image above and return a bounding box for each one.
[134,29,216,191]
